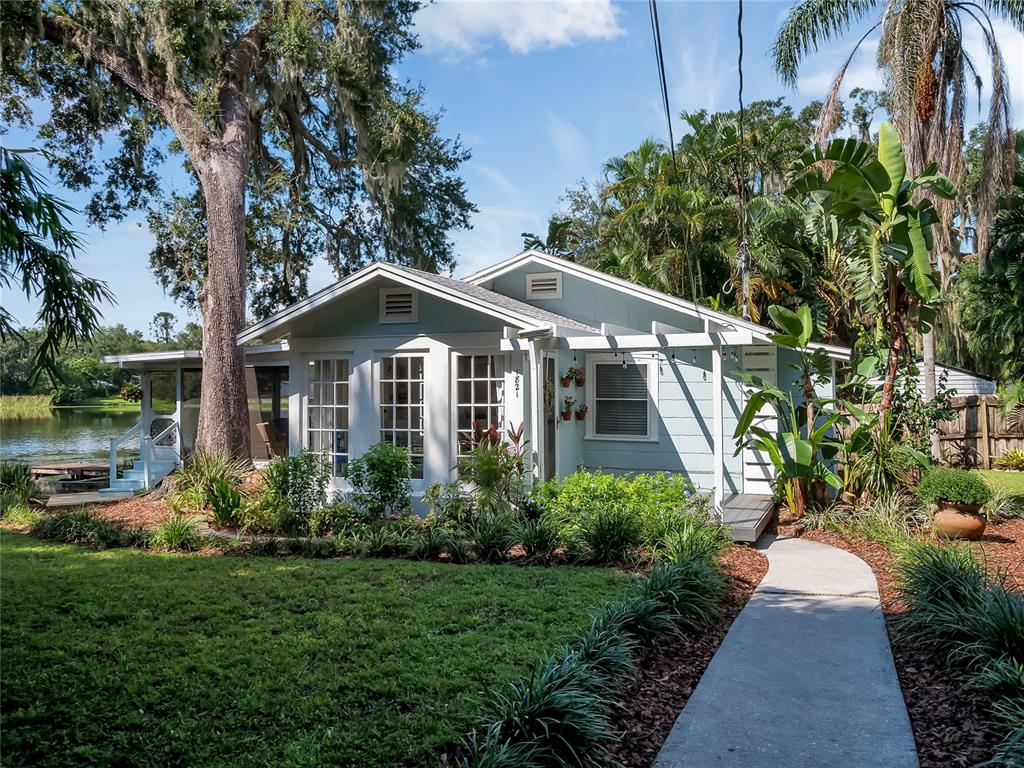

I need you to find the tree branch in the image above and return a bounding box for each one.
[41,13,213,162]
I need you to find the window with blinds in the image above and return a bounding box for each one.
[593,362,651,438]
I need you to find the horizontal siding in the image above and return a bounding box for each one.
[578,350,743,493]
[489,266,705,333]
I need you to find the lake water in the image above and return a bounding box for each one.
[1,409,140,466]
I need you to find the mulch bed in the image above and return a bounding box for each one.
[779,513,1023,768]
[89,494,175,530]
[604,545,768,768]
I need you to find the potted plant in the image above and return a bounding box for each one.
[570,366,586,387]
[560,369,573,388]
[575,404,588,421]
[917,467,993,540]
[560,396,575,421]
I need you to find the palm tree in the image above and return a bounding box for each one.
[773,0,1020,456]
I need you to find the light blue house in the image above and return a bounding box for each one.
[102,249,849,540]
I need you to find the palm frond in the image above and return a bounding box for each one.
[773,0,880,84]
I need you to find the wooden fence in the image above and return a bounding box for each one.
[838,396,1022,469]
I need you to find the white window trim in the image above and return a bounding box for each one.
[449,349,509,474]
[374,351,428,479]
[584,353,659,442]
[378,287,419,324]
[302,355,352,478]
[525,271,563,300]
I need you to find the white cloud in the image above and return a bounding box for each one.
[797,37,885,102]
[962,18,1024,122]
[415,0,623,56]
[546,111,589,171]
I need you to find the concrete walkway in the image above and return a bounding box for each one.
[654,535,918,768]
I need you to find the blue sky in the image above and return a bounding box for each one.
[4,0,1022,335]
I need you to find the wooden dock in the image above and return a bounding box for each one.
[722,493,775,543]
[30,462,110,480]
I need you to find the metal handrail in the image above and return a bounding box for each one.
[108,420,143,484]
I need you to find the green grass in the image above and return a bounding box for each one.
[0,532,628,767]
[0,395,53,420]
[979,469,1024,502]
[55,396,140,412]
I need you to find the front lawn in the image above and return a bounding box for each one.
[0,533,628,767]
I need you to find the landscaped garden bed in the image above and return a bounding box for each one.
[778,468,1023,768]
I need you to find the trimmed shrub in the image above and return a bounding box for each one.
[308,500,361,537]
[348,442,412,518]
[916,467,993,506]
[151,514,204,551]
[236,492,289,534]
[262,451,330,532]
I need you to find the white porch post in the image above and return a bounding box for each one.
[174,365,183,459]
[712,341,724,516]
[527,339,544,482]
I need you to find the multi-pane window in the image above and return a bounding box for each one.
[307,359,349,476]
[380,355,425,478]
[455,354,506,457]
[592,361,652,438]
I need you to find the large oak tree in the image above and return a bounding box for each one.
[1,0,473,458]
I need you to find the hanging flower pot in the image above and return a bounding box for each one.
[575,405,588,421]
[569,366,586,388]
[561,396,575,421]
[560,376,572,388]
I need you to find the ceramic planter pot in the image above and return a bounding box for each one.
[560,377,572,388]
[932,501,987,540]
[575,410,587,421]
[575,377,586,387]
[560,410,572,421]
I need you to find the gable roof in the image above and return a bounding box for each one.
[466,249,851,360]
[236,261,598,344]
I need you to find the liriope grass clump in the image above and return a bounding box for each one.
[32,508,149,549]
[464,549,729,766]
[895,543,1024,765]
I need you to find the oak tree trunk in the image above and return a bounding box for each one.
[195,144,251,460]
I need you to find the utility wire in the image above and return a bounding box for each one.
[647,0,700,313]
[735,0,751,320]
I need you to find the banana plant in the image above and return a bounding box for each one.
[786,122,955,416]
[733,374,844,518]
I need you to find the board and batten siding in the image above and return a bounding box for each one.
[577,350,744,494]
[486,265,705,333]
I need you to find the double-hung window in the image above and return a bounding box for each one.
[380,355,425,478]
[307,359,349,476]
[588,356,657,440]
[455,353,505,458]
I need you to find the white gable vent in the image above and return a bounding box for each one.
[379,287,418,323]
[526,272,562,299]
